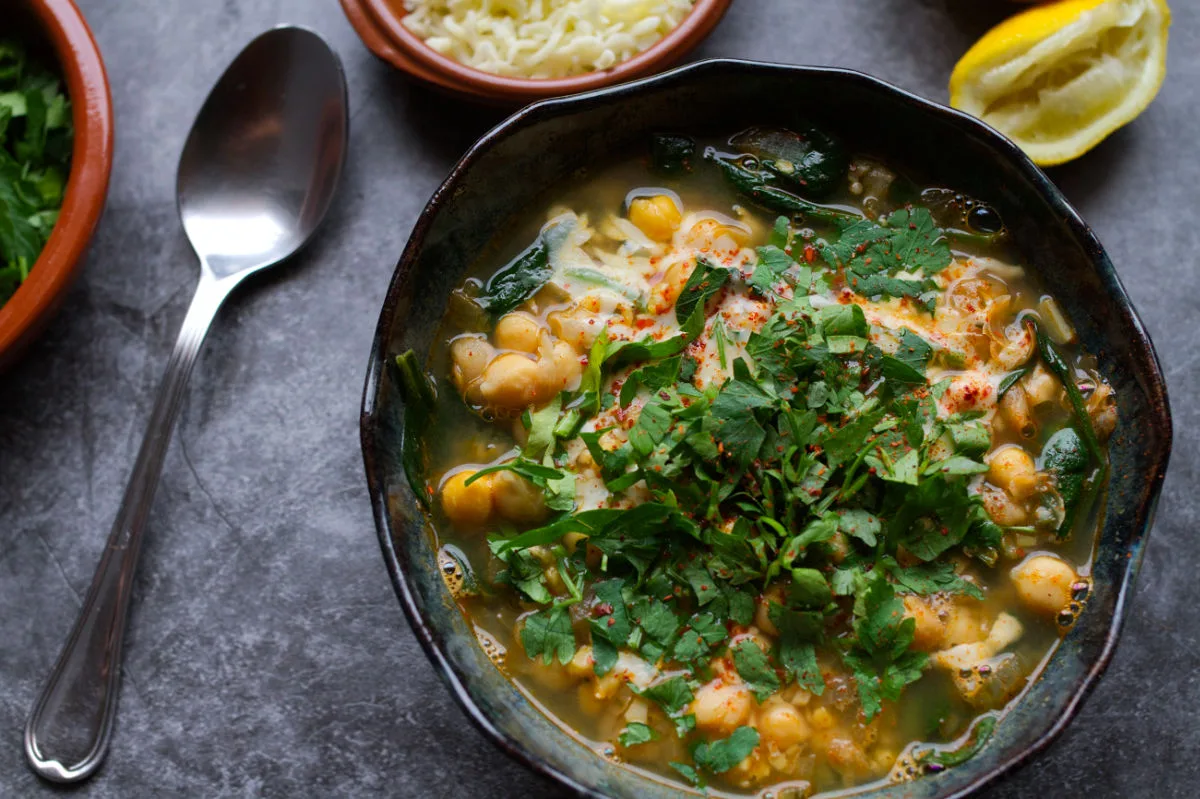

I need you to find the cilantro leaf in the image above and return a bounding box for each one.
[886,208,952,274]
[618,722,659,748]
[844,575,928,720]
[731,640,781,702]
[750,244,795,296]
[675,257,730,325]
[838,508,881,547]
[888,560,985,601]
[692,727,760,774]
[767,603,825,694]
[636,676,697,737]
[521,607,576,666]
[894,328,933,375]
[589,579,632,675]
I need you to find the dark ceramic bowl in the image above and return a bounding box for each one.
[360,60,1172,798]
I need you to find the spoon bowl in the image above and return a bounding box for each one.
[25,26,348,783]
[178,28,347,278]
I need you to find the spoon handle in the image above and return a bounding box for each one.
[25,270,234,783]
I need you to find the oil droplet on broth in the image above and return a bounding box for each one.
[475,627,507,668]
[438,550,465,597]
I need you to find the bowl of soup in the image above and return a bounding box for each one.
[360,60,1171,798]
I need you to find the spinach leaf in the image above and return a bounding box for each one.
[651,134,695,174]
[915,715,997,769]
[730,125,848,197]
[1040,427,1088,536]
[476,216,572,319]
[394,351,436,508]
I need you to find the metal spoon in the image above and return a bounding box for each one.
[25,26,349,783]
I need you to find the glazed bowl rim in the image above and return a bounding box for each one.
[360,58,1172,799]
[0,0,115,363]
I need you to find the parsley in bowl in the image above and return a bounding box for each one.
[0,39,72,307]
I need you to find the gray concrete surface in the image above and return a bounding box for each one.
[1,0,1196,796]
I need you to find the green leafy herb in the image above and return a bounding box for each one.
[730,126,849,197]
[521,607,576,665]
[843,575,928,721]
[0,40,72,306]
[731,640,781,702]
[476,216,573,319]
[691,726,761,774]
[651,134,695,174]
[915,715,997,769]
[618,722,659,748]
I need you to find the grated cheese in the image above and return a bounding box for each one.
[401,0,697,79]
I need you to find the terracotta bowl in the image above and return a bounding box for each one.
[361,60,1172,798]
[0,0,114,370]
[339,0,733,104]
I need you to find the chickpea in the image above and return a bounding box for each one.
[494,312,545,353]
[648,259,696,315]
[942,601,988,647]
[809,706,835,730]
[1011,554,1078,616]
[903,594,947,651]
[493,470,548,524]
[758,699,811,749]
[980,484,1028,527]
[1022,363,1060,406]
[754,585,787,636]
[824,737,870,777]
[628,195,682,242]
[692,680,753,736]
[725,747,770,787]
[987,445,1038,500]
[565,646,594,679]
[680,216,750,253]
[450,335,494,401]
[478,352,556,410]
[999,384,1036,439]
[440,470,494,528]
[550,340,583,389]
[592,671,623,700]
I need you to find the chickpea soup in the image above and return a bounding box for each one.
[395,127,1115,796]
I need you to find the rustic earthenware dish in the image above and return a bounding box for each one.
[0,0,114,369]
[360,60,1172,798]
[339,0,733,104]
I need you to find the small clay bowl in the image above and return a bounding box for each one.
[0,0,114,370]
[339,0,733,104]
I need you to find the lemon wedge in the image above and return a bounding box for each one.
[949,0,1171,166]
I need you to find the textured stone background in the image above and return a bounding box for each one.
[1,0,1195,796]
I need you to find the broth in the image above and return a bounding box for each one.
[402,128,1114,797]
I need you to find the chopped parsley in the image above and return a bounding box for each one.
[0,40,72,306]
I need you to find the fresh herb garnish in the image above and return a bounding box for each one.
[0,40,72,305]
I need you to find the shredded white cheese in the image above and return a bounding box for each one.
[402,0,697,79]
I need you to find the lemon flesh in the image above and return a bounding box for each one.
[950,0,1171,166]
